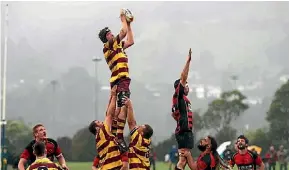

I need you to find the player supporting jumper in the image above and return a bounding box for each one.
[172,48,194,170]
[26,141,62,170]
[18,124,68,170]
[98,8,134,155]
[88,86,128,170]
[123,96,154,170]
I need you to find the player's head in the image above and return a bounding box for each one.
[98,27,114,43]
[270,145,274,151]
[237,135,249,150]
[198,135,217,152]
[33,141,47,157]
[33,124,47,140]
[139,124,153,139]
[88,120,103,135]
[174,79,189,96]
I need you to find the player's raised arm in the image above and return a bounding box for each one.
[180,48,192,86]
[123,96,136,131]
[118,9,128,41]
[105,85,117,128]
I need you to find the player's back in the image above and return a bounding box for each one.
[26,158,61,170]
[128,127,151,170]
[96,123,123,170]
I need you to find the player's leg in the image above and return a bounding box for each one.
[176,149,187,170]
[175,132,194,170]
[111,107,120,136]
[184,132,194,170]
[116,106,129,170]
[175,133,187,170]
[116,78,131,108]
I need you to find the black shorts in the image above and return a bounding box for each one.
[175,131,194,149]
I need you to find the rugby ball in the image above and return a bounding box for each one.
[122,8,134,23]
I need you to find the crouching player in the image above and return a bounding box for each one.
[88,86,128,170]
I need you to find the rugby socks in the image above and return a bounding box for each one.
[111,118,118,136]
[117,118,126,139]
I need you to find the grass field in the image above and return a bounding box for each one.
[65,162,191,170]
[6,162,192,170]
[6,162,284,170]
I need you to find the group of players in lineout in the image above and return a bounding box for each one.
[15,8,267,170]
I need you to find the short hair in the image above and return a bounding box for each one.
[174,79,180,89]
[98,27,111,43]
[143,124,153,139]
[237,135,249,144]
[33,124,44,134]
[88,120,97,135]
[33,142,46,156]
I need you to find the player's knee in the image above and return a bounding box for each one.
[177,156,187,168]
[122,162,128,169]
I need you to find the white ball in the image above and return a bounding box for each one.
[123,8,134,23]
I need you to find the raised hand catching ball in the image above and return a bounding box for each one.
[120,8,134,23]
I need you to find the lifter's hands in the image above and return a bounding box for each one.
[61,164,69,170]
[122,96,131,107]
[111,85,117,96]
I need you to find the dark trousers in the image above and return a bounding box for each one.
[269,163,276,170]
[150,160,156,170]
[280,163,288,170]
[110,77,131,107]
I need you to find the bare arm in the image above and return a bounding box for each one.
[92,166,98,170]
[123,23,134,49]
[180,48,192,86]
[186,153,197,170]
[105,86,117,128]
[123,97,137,131]
[119,11,128,40]
[259,162,265,170]
[18,158,27,170]
[57,156,68,169]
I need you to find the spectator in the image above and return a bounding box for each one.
[277,145,287,170]
[223,145,233,161]
[149,147,156,170]
[1,147,9,170]
[265,145,277,170]
[251,148,258,155]
[169,145,178,170]
[165,153,170,163]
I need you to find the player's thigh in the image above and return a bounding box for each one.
[175,132,194,150]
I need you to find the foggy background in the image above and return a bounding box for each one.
[1,1,289,143]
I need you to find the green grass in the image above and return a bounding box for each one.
[61,162,190,170]
[5,162,190,170]
[6,162,283,170]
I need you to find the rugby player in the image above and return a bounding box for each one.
[185,136,231,170]
[98,8,134,106]
[18,124,68,170]
[88,86,128,170]
[123,96,154,170]
[26,141,62,170]
[229,135,265,170]
[98,8,134,155]
[171,48,194,170]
